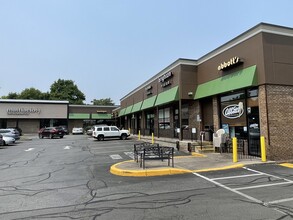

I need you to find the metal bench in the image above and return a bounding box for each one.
[139,145,174,169]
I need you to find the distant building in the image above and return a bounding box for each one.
[0,99,118,133]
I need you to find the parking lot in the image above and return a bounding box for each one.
[0,135,292,219]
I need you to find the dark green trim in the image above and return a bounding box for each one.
[155,86,179,106]
[194,65,257,99]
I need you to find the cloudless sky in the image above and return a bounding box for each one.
[1,0,293,104]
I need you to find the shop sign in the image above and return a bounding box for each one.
[218,56,241,71]
[7,108,41,115]
[222,103,244,119]
[145,85,153,96]
[158,71,173,87]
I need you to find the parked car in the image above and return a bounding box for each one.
[7,127,22,136]
[92,125,130,141]
[38,127,65,139]
[0,134,3,146]
[72,127,84,135]
[2,136,15,145]
[58,125,69,135]
[0,129,20,140]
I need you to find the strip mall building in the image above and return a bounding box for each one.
[0,99,118,133]
[118,23,293,161]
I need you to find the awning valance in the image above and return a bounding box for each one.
[131,101,143,113]
[194,65,257,99]
[69,113,90,119]
[155,86,179,106]
[91,113,112,119]
[124,105,133,115]
[118,108,126,117]
[141,95,157,110]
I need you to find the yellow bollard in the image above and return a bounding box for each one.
[152,132,154,144]
[232,137,238,163]
[138,130,141,140]
[261,136,267,162]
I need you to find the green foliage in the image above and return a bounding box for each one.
[50,79,85,104]
[18,88,45,100]
[92,98,115,106]
[1,92,19,99]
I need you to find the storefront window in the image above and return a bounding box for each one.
[220,91,245,102]
[181,104,189,129]
[159,108,170,129]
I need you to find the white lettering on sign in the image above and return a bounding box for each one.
[158,71,173,83]
[7,108,41,115]
[222,103,244,119]
[218,57,241,71]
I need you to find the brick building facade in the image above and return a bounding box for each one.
[117,23,293,160]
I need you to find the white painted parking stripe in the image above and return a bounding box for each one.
[211,173,262,180]
[124,152,134,159]
[243,167,292,182]
[193,172,263,204]
[234,181,293,191]
[268,197,293,204]
[110,154,123,160]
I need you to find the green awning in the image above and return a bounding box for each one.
[155,86,179,106]
[91,113,112,119]
[194,65,257,99]
[124,105,133,115]
[69,113,90,119]
[118,108,126,117]
[141,95,157,110]
[131,101,143,113]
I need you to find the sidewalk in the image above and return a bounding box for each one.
[110,152,268,177]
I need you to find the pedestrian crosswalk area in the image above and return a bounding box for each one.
[194,167,293,214]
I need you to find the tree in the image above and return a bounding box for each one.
[18,88,46,100]
[50,79,85,104]
[1,92,19,99]
[92,98,115,106]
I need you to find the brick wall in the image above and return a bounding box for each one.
[263,85,293,160]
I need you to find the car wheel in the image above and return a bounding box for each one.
[39,134,43,139]
[121,134,127,140]
[60,136,63,138]
[3,141,6,146]
[97,135,104,141]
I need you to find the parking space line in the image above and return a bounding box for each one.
[243,167,293,182]
[212,173,262,180]
[268,197,293,205]
[193,172,263,204]
[234,181,293,191]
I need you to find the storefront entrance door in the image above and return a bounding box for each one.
[247,106,260,156]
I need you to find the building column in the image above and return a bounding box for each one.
[212,96,220,132]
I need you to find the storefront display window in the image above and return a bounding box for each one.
[159,108,170,129]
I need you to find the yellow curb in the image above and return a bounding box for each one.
[279,163,293,168]
[192,163,245,173]
[110,160,245,177]
[110,161,192,177]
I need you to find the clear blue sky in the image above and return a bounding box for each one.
[1,0,292,104]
